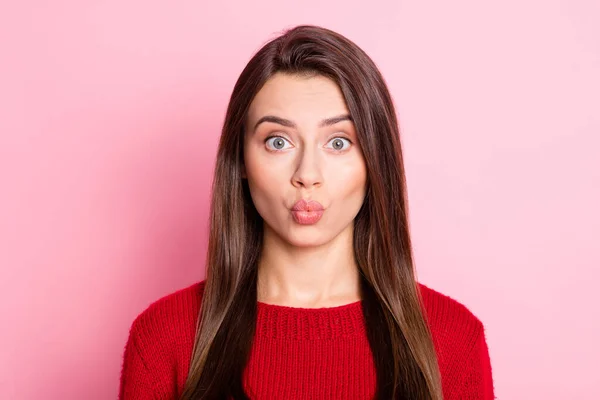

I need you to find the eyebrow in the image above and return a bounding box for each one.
[252,114,353,132]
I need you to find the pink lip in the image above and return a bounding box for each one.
[292,199,324,212]
[291,199,324,225]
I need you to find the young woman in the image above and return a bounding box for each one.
[119,25,494,400]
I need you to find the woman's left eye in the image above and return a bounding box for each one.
[326,137,351,151]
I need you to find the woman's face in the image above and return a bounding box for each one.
[243,72,367,248]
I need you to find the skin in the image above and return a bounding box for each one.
[243,72,368,308]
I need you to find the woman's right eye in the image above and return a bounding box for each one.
[265,136,292,151]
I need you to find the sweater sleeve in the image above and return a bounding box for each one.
[119,309,174,400]
[118,323,161,400]
[457,325,496,399]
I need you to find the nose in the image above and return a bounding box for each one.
[291,146,323,189]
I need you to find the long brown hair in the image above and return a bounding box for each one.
[180,25,443,400]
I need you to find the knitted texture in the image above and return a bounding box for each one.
[119,280,495,399]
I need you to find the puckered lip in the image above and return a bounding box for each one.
[291,199,324,212]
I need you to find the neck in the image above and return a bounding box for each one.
[256,222,362,308]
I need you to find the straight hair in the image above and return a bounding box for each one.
[180,25,443,400]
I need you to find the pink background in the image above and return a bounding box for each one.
[1,1,599,399]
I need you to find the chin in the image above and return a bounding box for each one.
[283,230,333,248]
[262,218,338,248]
[287,237,325,248]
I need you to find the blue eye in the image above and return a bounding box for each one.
[264,136,352,151]
[326,137,351,151]
[265,136,292,150]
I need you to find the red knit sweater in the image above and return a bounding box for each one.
[119,280,495,399]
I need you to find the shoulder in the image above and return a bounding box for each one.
[418,282,484,333]
[417,283,486,363]
[120,280,206,397]
[417,283,496,398]
[129,279,206,340]
[125,279,206,367]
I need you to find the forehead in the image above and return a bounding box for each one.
[246,73,350,126]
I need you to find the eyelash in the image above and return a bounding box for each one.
[264,135,353,152]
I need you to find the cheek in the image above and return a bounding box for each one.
[330,156,367,197]
[244,154,286,207]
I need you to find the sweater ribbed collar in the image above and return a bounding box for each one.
[254,300,366,340]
